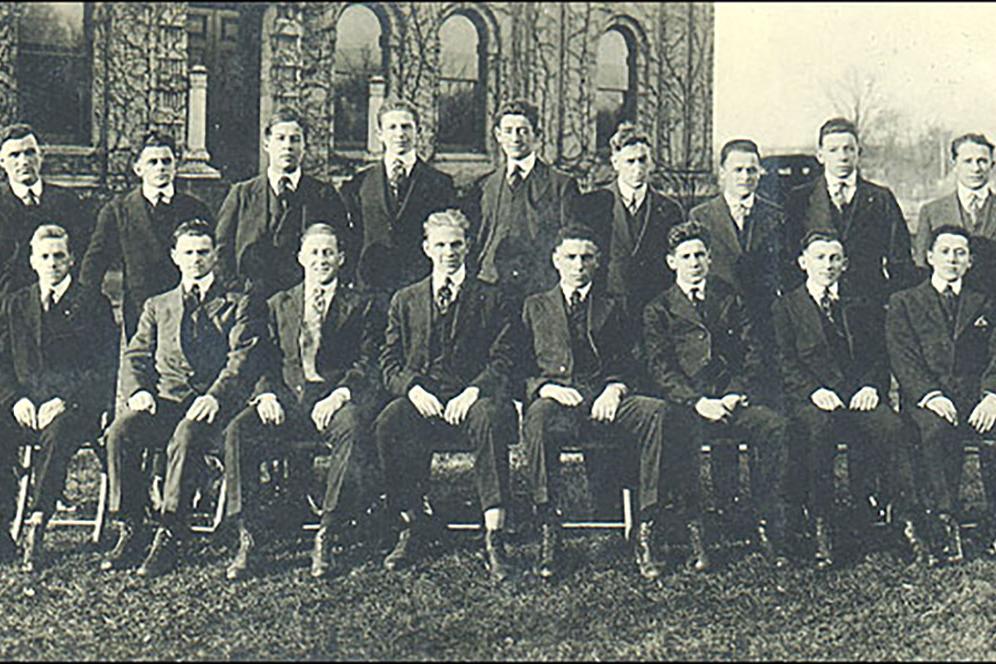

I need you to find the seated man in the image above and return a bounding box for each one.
[773,229,924,569]
[643,221,790,571]
[101,220,258,577]
[223,223,381,580]
[887,225,996,565]
[521,225,680,581]
[376,210,518,583]
[0,224,116,572]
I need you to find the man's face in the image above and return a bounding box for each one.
[422,226,467,275]
[666,238,711,285]
[29,237,72,287]
[816,131,859,179]
[0,134,43,186]
[611,143,652,189]
[297,233,344,285]
[552,238,599,290]
[377,109,417,157]
[720,150,761,199]
[927,233,972,282]
[133,146,176,189]
[494,114,537,161]
[953,142,993,191]
[171,234,217,281]
[798,239,847,289]
[264,121,305,173]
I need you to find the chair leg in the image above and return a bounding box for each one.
[92,471,109,544]
[211,478,226,532]
[10,445,33,542]
[622,487,634,541]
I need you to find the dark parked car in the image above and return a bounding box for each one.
[758,153,822,205]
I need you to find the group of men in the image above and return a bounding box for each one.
[1,96,996,585]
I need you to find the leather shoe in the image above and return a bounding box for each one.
[100,519,140,571]
[685,519,710,572]
[536,521,558,579]
[484,529,512,583]
[938,513,964,565]
[310,524,336,579]
[225,524,255,580]
[137,526,177,578]
[814,517,833,570]
[383,527,414,572]
[635,520,661,580]
[756,522,789,569]
[900,519,933,567]
[20,512,44,574]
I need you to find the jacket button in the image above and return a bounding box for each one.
[559,365,567,373]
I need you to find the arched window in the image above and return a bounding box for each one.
[437,13,485,153]
[334,4,386,149]
[595,28,637,150]
[18,2,93,144]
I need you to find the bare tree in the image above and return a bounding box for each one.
[823,66,889,144]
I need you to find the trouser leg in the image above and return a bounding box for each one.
[29,409,92,516]
[791,405,837,519]
[522,397,582,510]
[459,397,515,513]
[161,415,221,524]
[845,404,915,519]
[318,402,375,525]
[106,403,183,521]
[910,409,961,514]
[374,397,433,514]
[610,395,674,516]
[729,405,790,531]
[223,406,282,522]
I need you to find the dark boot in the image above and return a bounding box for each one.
[938,513,964,565]
[310,524,335,579]
[900,518,932,568]
[686,519,710,572]
[814,516,833,570]
[384,512,416,572]
[484,529,512,583]
[20,511,44,574]
[100,518,140,571]
[535,520,559,580]
[137,526,177,578]
[635,520,661,580]
[225,523,256,581]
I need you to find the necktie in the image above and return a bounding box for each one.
[830,182,847,211]
[42,289,53,313]
[389,159,406,202]
[819,290,837,325]
[626,195,640,216]
[689,286,704,315]
[277,176,292,212]
[731,201,748,230]
[942,285,957,331]
[23,190,37,207]
[311,286,326,321]
[568,289,583,315]
[968,193,984,230]
[508,164,523,191]
[437,277,453,315]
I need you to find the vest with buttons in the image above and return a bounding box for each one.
[564,293,599,385]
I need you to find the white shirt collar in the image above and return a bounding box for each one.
[723,191,755,213]
[142,182,175,207]
[806,279,840,303]
[825,170,857,191]
[268,168,302,195]
[181,272,215,300]
[560,280,593,304]
[957,182,990,211]
[676,278,707,300]
[617,180,647,209]
[506,152,537,180]
[433,265,466,295]
[41,274,71,306]
[303,277,338,317]
[384,151,417,176]
[10,178,42,204]
[931,273,962,296]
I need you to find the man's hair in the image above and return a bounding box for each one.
[172,219,215,247]
[30,223,69,251]
[377,99,420,129]
[552,224,600,253]
[929,224,972,252]
[799,228,845,255]
[720,138,761,166]
[667,221,712,254]
[264,108,308,139]
[0,123,40,148]
[609,122,651,154]
[135,130,177,161]
[494,99,540,133]
[950,132,995,161]
[818,117,859,146]
[300,222,342,248]
[424,209,471,239]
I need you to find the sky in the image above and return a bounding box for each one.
[714,2,996,152]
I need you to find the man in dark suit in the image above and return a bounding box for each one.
[887,224,996,565]
[222,223,381,580]
[0,123,92,298]
[582,123,684,317]
[376,209,518,583]
[0,225,116,572]
[80,131,213,339]
[99,221,258,577]
[474,99,580,302]
[215,109,349,302]
[784,118,918,304]
[773,229,924,569]
[915,133,996,296]
[644,221,790,571]
[522,224,681,581]
[342,99,456,293]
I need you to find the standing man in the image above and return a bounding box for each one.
[80,131,213,338]
[99,221,257,577]
[0,123,92,298]
[521,225,682,581]
[582,123,684,317]
[376,210,518,583]
[887,225,996,566]
[474,100,580,303]
[343,99,456,292]
[0,225,117,572]
[215,109,349,302]
[915,133,996,296]
[785,118,918,303]
[222,223,381,581]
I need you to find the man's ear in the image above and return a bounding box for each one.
[797,254,807,272]
[840,256,848,272]
[665,253,677,272]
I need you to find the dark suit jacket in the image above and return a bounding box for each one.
[79,187,213,338]
[785,176,918,303]
[643,278,762,405]
[914,191,996,295]
[255,282,383,408]
[521,284,635,401]
[342,159,456,291]
[0,180,92,298]
[887,280,996,408]
[474,159,580,296]
[0,280,116,414]
[215,173,348,297]
[772,284,889,408]
[583,184,684,316]
[121,279,258,410]
[381,275,515,399]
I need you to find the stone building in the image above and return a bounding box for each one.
[0,2,714,207]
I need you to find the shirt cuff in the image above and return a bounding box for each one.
[251,392,278,406]
[917,390,943,408]
[329,386,351,403]
[604,382,628,397]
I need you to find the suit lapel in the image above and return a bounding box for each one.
[527,159,553,204]
[449,278,475,344]
[978,191,996,239]
[794,288,828,349]
[842,178,873,238]
[124,189,172,257]
[369,162,393,221]
[27,284,42,348]
[955,287,987,339]
[414,278,433,354]
[610,184,636,254]
[711,197,743,258]
[587,288,611,343]
[396,159,423,220]
[807,181,836,234]
[666,285,705,327]
[542,287,571,355]
[280,284,304,357]
[631,191,657,256]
